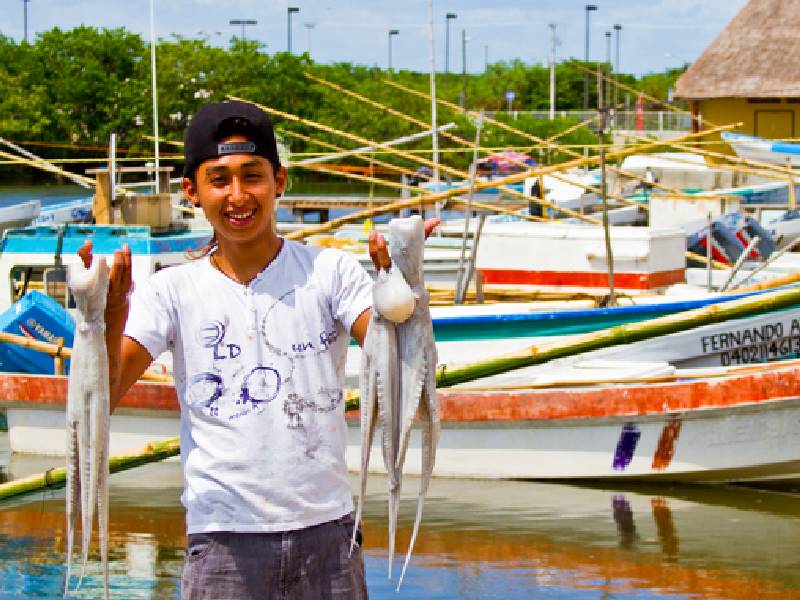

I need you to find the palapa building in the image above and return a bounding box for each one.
[675,0,800,148]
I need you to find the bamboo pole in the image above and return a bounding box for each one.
[450,358,800,392]
[685,250,730,270]
[229,95,617,225]
[0,147,95,187]
[0,438,180,502]
[227,95,468,182]
[304,72,469,149]
[382,79,731,205]
[281,123,736,241]
[626,130,800,180]
[280,128,422,179]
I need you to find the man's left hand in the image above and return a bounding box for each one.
[368,218,440,272]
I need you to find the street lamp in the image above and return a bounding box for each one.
[445,12,457,73]
[461,29,471,109]
[229,19,257,42]
[304,22,315,56]
[22,0,31,43]
[613,24,622,110]
[287,7,299,53]
[388,29,399,71]
[584,4,598,110]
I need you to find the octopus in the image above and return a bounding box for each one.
[354,215,440,589]
[65,255,111,599]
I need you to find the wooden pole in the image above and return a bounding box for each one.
[281,123,737,241]
[382,78,732,205]
[227,95,468,181]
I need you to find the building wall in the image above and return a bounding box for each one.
[696,97,800,155]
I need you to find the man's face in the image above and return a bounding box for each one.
[182,134,287,247]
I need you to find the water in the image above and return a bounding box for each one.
[1,438,800,599]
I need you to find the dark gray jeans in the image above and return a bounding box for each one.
[181,513,368,600]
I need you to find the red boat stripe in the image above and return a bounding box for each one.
[2,365,800,423]
[477,268,685,289]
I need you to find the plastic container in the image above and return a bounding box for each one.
[0,290,74,374]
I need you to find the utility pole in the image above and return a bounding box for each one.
[584,4,598,110]
[597,65,615,306]
[549,23,558,120]
[287,7,299,53]
[613,24,622,111]
[388,29,399,71]
[445,12,457,73]
[304,22,315,56]
[22,0,31,43]
[230,19,257,42]
[605,31,612,109]
[461,29,468,109]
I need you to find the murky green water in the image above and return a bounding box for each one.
[2,434,800,599]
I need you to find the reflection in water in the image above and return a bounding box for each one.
[0,453,800,598]
[651,497,679,560]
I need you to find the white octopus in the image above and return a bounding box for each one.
[65,256,111,599]
[354,215,440,589]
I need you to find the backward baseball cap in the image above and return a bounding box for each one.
[183,100,281,178]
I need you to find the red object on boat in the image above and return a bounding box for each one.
[636,93,645,131]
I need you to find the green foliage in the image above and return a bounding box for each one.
[0,26,681,180]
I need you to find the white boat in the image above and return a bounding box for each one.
[0,200,40,233]
[30,197,92,226]
[722,131,800,166]
[5,295,800,484]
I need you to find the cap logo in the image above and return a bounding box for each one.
[218,141,256,155]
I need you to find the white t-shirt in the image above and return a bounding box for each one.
[124,239,372,534]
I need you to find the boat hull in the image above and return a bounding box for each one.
[3,363,800,483]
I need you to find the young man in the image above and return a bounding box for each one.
[79,100,435,599]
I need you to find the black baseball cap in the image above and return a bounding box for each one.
[183,100,281,178]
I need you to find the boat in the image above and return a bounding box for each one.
[0,200,40,234]
[30,196,92,226]
[722,131,800,166]
[5,295,800,485]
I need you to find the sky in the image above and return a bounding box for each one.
[0,0,750,75]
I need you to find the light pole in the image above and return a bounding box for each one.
[388,29,399,71]
[605,31,612,109]
[549,23,558,120]
[22,0,31,43]
[287,7,299,53]
[613,24,622,110]
[229,19,257,42]
[304,22,315,56]
[445,12,457,73]
[584,4,598,110]
[461,29,470,109]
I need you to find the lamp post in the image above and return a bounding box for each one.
[388,29,399,71]
[605,31,612,109]
[445,12,457,73]
[22,0,31,43]
[229,19,257,42]
[287,7,299,53]
[549,23,558,120]
[461,29,470,109]
[613,24,622,110]
[304,22,315,56]
[583,4,598,110]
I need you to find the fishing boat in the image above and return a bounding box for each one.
[722,131,800,166]
[0,200,41,234]
[5,293,800,485]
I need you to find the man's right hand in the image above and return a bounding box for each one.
[78,240,133,311]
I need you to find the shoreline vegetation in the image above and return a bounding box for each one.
[0,26,685,183]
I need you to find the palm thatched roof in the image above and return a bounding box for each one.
[675,0,800,99]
